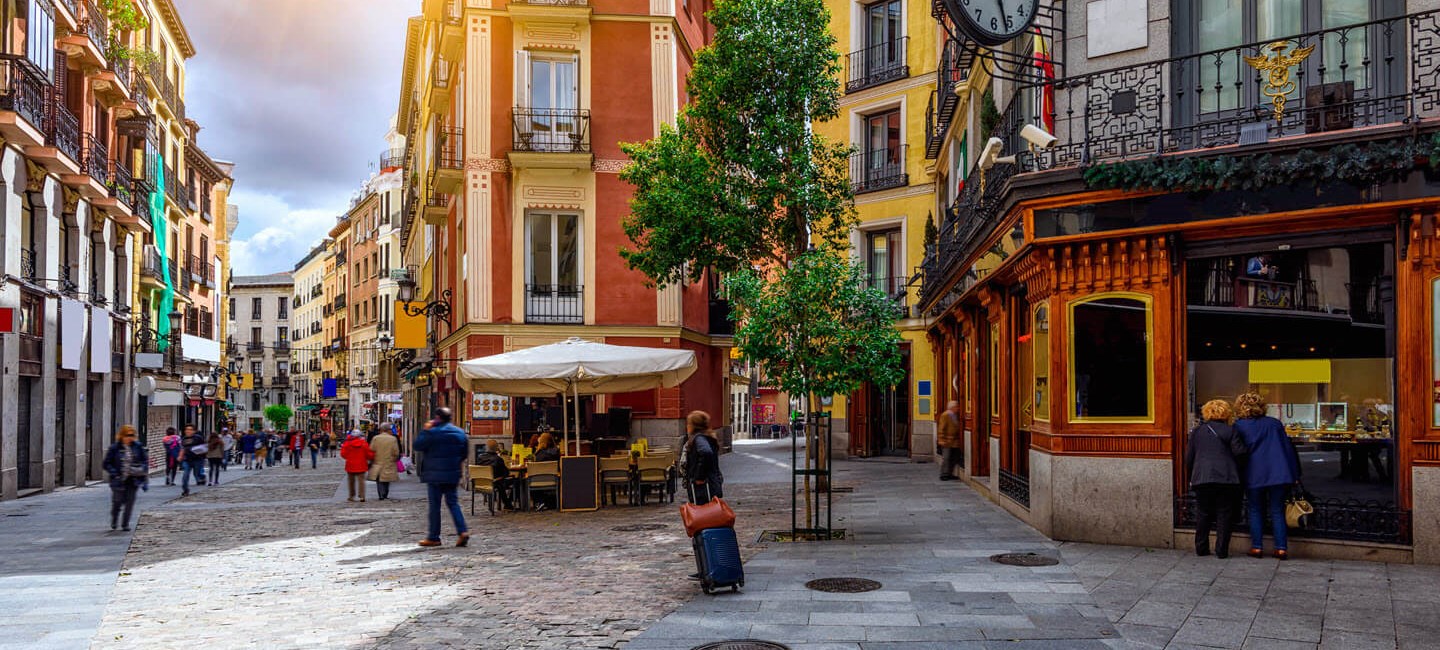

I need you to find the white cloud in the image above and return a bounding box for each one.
[227,188,343,275]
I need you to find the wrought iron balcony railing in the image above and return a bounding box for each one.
[436,126,463,170]
[513,108,591,153]
[82,133,107,184]
[81,0,107,53]
[925,37,971,159]
[112,60,130,92]
[109,160,135,210]
[141,246,164,281]
[845,37,908,94]
[525,284,584,324]
[850,144,908,194]
[919,10,1440,308]
[509,0,589,5]
[20,247,36,280]
[247,340,264,352]
[46,104,82,164]
[271,374,290,388]
[0,55,48,132]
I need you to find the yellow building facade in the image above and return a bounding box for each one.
[814,0,939,460]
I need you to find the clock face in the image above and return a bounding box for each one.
[945,0,1040,47]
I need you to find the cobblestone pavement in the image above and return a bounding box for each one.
[91,448,794,650]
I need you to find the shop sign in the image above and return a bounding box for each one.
[472,393,511,420]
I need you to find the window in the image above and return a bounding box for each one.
[278,361,289,375]
[1033,304,1050,421]
[859,110,903,190]
[866,229,903,298]
[251,361,262,376]
[527,212,580,289]
[988,323,999,418]
[277,296,288,319]
[251,297,262,320]
[252,394,261,411]
[25,0,55,81]
[1185,0,1372,114]
[519,53,581,150]
[278,393,287,406]
[277,327,288,342]
[251,327,262,344]
[1069,294,1153,420]
[864,0,904,69]
[229,297,235,315]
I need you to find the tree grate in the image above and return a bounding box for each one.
[690,642,790,650]
[612,523,668,532]
[804,577,882,593]
[990,552,1060,567]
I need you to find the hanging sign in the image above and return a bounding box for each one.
[472,393,511,420]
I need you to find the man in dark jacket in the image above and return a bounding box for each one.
[180,424,207,496]
[413,407,470,547]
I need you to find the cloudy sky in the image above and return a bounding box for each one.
[175,1,416,275]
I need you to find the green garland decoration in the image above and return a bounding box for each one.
[1081,134,1440,193]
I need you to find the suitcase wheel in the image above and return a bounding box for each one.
[702,584,713,595]
[731,585,739,593]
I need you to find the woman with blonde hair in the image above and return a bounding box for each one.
[1234,392,1302,559]
[532,431,561,462]
[102,425,149,531]
[1184,399,1247,558]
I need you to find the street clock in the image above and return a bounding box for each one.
[942,0,1041,47]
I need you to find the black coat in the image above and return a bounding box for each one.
[103,442,149,488]
[476,451,510,479]
[1184,420,1247,487]
[683,433,723,498]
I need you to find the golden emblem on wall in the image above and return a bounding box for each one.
[1244,40,1316,124]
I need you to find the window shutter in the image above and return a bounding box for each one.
[515,50,530,107]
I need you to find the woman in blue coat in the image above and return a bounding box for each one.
[1233,393,1302,559]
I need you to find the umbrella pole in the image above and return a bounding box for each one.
[560,390,568,454]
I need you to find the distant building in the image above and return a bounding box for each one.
[226,274,295,431]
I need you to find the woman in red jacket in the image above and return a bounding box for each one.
[340,430,375,502]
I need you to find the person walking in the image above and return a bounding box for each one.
[1234,393,1303,560]
[414,408,469,548]
[179,425,207,496]
[938,400,963,481]
[205,431,224,486]
[162,427,181,486]
[254,432,269,471]
[308,430,325,469]
[1185,399,1248,558]
[268,431,282,467]
[340,430,374,502]
[682,411,724,505]
[220,429,235,472]
[103,425,149,531]
[289,431,304,468]
[240,430,259,469]
[368,424,401,501]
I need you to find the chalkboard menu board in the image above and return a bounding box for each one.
[559,455,599,512]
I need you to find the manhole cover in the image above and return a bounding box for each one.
[990,552,1060,566]
[691,642,790,650]
[612,523,668,532]
[804,577,882,593]
[334,518,375,526]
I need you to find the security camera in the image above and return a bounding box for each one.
[1019,124,1058,149]
[978,137,1005,170]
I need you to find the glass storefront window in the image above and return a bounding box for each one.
[1034,304,1050,421]
[1434,279,1440,427]
[989,323,999,418]
[1069,294,1153,421]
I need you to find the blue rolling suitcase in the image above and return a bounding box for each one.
[693,526,744,594]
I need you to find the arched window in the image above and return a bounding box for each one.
[1068,294,1153,421]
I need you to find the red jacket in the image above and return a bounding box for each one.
[289,433,304,451]
[340,438,374,473]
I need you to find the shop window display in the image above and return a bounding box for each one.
[1069,294,1153,420]
[1033,304,1050,421]
[1186,241,1395,513]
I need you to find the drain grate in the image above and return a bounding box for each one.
[990,552,1060,567]
[612,523,668,532]
[804,577,882,593]
[691,642,790,650]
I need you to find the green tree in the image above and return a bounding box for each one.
[620,0,901,534]
[263,404,293,431]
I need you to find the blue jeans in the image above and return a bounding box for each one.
[180,460,204,492]
[426,482,467,541]
[310,448,319,468]
[1247,484,1290,551]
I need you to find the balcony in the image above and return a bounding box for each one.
[925,37,970,159]
[81,133,107,185]
[380,148,404,170]
[171,260,190,298]
[81,0,108,60]
[335,250,347,264]
[434,126,464,193]
[423,171,450,224]
[429,55,453,113]
[867,275,909,318]
[276,340,291,354]
[440,0,464,59]
[292,295,301,309]
[44,103,83,168]
[850,145,908,194]
[271,374,290,388]
[0,56,50,141]
[308,359,321,372]
[334,293,347,310]
[19,333,42,374]
[525,284,584,324]
[512,108,591,154]
[164,172,194,213]
[845,37,909,94]
[204,262,215,288]
[247,340,264,353]
[108,160,135,211]
[140,246,165,285]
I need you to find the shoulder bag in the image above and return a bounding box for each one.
[1284,483,1315,529]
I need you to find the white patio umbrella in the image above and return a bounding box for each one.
[454,337,698,451]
